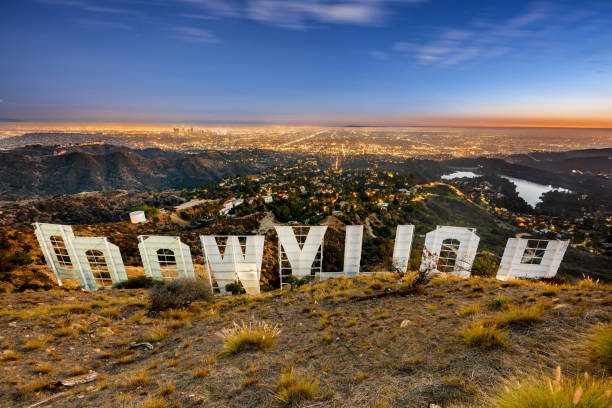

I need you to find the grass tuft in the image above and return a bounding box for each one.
[462,321,508,349]
[490,296,510,309]
[487,305,544,328]
[157,381,175,396]
[218,320,281,355]
[0,350,19,361]
[276,367,319,406]
[147,325,170,342]
[587,324,612,366]
[24,339,46,351]
[126,370,151,387]
[140,397,167,408]
[491,367,611,407]
[192,367,210,378]
[460,303,481,317]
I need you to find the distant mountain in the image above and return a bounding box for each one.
[0,118,23,122]
[503,148,612,173]
[0,145,255,200]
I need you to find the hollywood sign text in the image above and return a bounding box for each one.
[32,223,569,295]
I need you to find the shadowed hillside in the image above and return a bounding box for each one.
[0,148,254,200]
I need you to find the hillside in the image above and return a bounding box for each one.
[0,274,610,407]
[0,147,254,200]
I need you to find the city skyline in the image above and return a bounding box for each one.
[1,0,612,127]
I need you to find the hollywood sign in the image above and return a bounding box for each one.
[32,222,569,294]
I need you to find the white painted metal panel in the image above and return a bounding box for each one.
[138,235,195,281]
[32,223,90,288]
[72,237,127,289]
[496,238,569,280]
[420,225,480,278]
[200,235,264,295]
[276,226,326,279]
[343,225,363,276]
[392,224,415,273]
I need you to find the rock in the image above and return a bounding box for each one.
[54,371,98,387]
[129,342,154,350]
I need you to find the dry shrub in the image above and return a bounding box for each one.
[491,367,611,407]
[149,278,213,312]
[218,320,281,355]
[276,367,319,406]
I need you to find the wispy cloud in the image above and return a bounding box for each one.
[173,26,220,43]
[392,1,600,66]
[78,19,133,30]
[176,0,425,29]
[40,0,140,15]
[246,0,425,29]
[178,0,240,18]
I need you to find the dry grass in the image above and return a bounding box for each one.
[218,320,281,355]
[125,370,151,387]
[276,368,319,406]
[23,339,46,351]
[1,350,19,361]
[147,325,170,342]
[0,269,609,407]
[192,367,210,378]
[32,362,54,374]
[576,275,605,290]
[491,367,611,407]
[460,303,481,317]
[242,376,259,387]
[157,381,175,396]
[140,397,167,408]
[487,305,544,328]
[587,323,612,366]
[18,378,49,395]
[462,321,508,349]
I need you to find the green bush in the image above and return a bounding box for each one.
[225,280,246,295]
[472,252,499,277]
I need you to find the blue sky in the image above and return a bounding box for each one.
[0,0,611,125]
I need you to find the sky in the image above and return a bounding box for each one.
[0,0,611,126]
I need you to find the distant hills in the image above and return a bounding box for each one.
[0,144,255,200]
